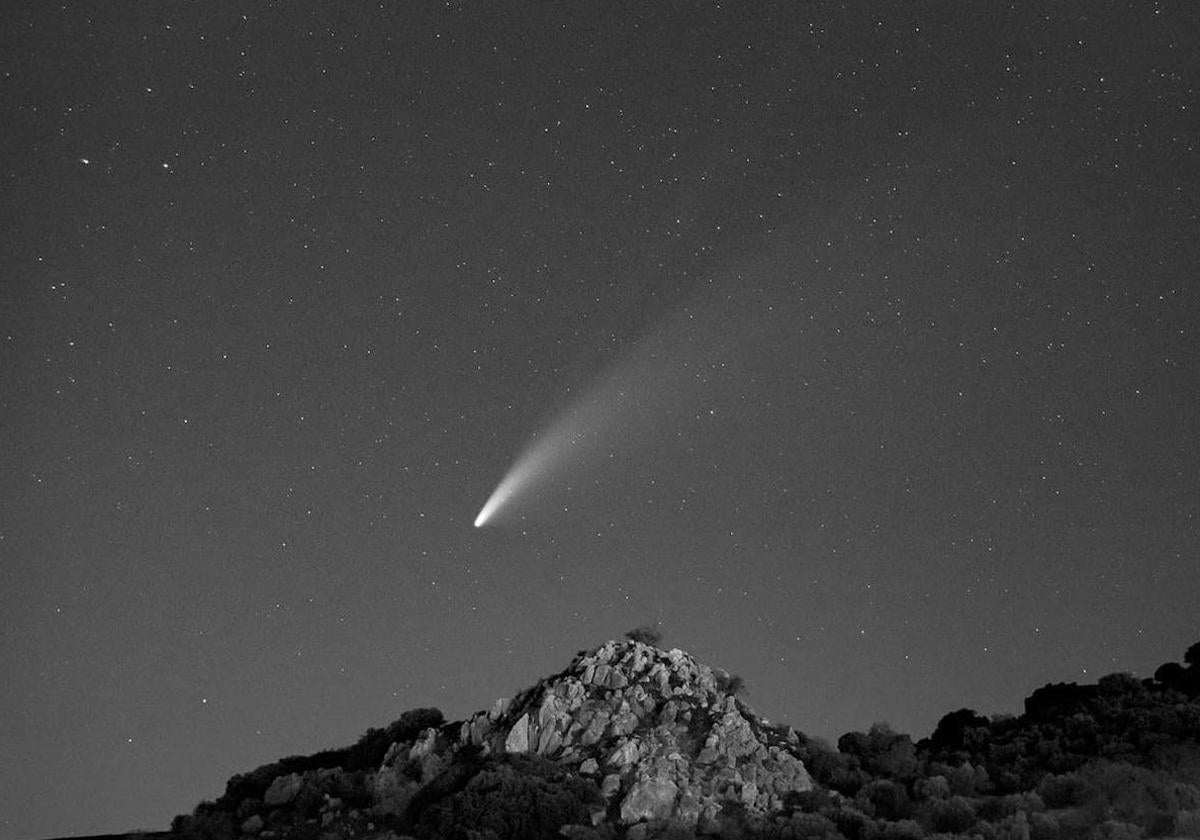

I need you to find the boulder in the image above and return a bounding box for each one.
[620,777,680,823]
[604,668,629,689]
[580,710,609,745]
[607,739,640,768]
[504,712,530,753]
[263,773,303,806]
[536,725,562,755]
[409,727,438,760]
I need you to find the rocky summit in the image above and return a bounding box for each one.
[178,640,814,839]
[383,639,813,830]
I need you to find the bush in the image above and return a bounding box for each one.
[922,795,975,834]
[413,753,602,840]
[171,803,234,840]
[880,819,926,840]
[786,811,843,838]
[927,708,990,754]
[831,806,872,840]
[839,724,918,780]
[1154,661,1187,687]
[859,779,912,821]
[624,625,663,646]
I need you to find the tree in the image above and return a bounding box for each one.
[1185,641,1200,668]
[840,723,917,780]
[1154,661,1186,687]
[624,624,663,646]
[927,708,990,753]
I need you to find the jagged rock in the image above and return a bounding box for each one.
[504,712,530,752]
[409,727,437,760]
[580,709,609,745]
[536,724,562,755]
[407,727,446,781]
[372,756,419,816]
[263,773,303,806]
[604,668,629,689]
[626,823,650,840]
[445,639,815,829]
[620,776,680,823]
[677,790,703,825]
[607,738,640,768]
[610,708,639,737]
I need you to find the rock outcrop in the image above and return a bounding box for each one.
[175,640,813,839]
[379,639,812,833]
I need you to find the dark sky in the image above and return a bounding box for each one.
[2,2,1198,837]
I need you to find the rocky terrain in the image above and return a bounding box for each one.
[167,638,1200,840]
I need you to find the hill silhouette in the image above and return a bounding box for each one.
[159,639,1200,840]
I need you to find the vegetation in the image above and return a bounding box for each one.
[211,707,445,811]
[625,624,664,646]
[716,671,748,696]
[775,641,1200,840]
[412,753,603,839]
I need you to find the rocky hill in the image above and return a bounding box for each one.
[173,639,812,840]
[444,639,811,828]
[169,639,1200,840]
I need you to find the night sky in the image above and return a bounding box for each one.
[2,2,1198,837]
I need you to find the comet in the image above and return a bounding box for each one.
[475,446,549,525]
[473,390,621,528]
[472,299,720,528]
[472,275,786,528]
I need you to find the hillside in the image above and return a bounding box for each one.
[165,639,1200,840]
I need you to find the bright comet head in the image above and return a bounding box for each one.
[472,457,541,528]
[473,505,492,528]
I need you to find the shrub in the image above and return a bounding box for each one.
[859,779,912,821]
[787,811,842,838]
[839,724,917,780]
[913,776,950,801]
[171,803,234,840]
[412,753,602,840]
[624,624,663,646]
[927,708,990,754]
[922,795,975,834]
[880,819,926,840]
[1154,661,1187,687]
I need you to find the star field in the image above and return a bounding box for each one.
[1,3,1198,837]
